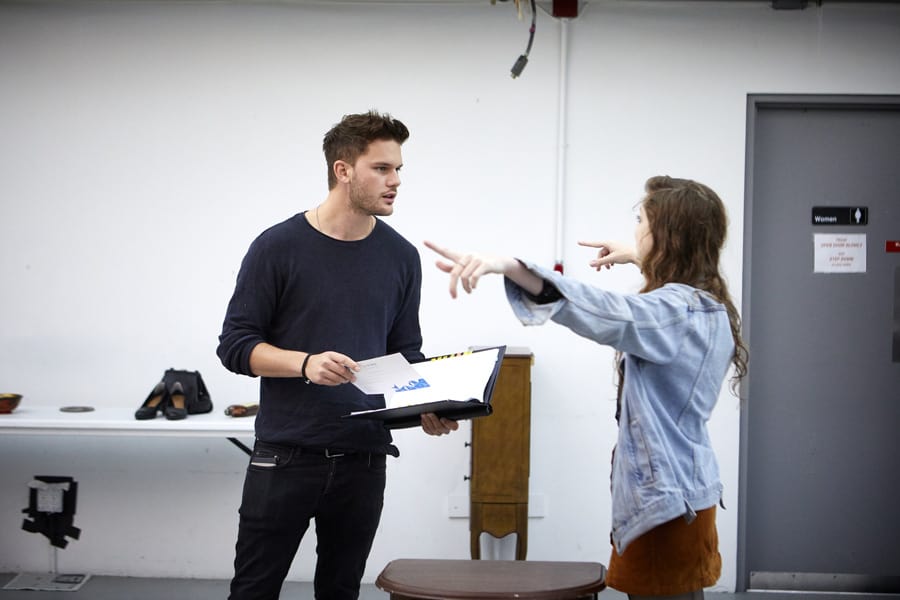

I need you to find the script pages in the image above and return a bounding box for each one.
[343,345,506,429]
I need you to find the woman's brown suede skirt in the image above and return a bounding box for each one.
[606,506,721,596]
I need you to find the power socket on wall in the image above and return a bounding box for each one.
[447,494,546,519]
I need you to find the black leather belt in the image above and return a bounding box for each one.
[299,447,357,459]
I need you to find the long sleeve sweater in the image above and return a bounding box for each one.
[217,212,423,453]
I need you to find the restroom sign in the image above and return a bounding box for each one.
[812,206,868,226]
[814,233,867,273]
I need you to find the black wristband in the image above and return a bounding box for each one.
[524,280,564,304]
[300,353,312,384]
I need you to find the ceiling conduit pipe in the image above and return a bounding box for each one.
[553,16,570,274]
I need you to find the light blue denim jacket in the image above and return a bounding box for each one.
[505,261,734,554]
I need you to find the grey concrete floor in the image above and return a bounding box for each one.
[2,574,899,599]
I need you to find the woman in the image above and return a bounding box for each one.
[424,175,748,600]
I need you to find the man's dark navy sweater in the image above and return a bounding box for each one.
[217,212,423,453]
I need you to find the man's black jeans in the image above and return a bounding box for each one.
[229,440,387,600]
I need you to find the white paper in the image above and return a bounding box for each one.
[814,233,866,273]
[4,573,90,592]
[350,348,501,408]
[388,350,500,407]
[351,353,423,396]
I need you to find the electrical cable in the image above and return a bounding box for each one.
[510,0,537,78]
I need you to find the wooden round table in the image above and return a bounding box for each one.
[376,559,607,600]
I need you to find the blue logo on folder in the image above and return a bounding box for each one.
[392,378,431,393]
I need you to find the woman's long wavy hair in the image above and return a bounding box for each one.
[638,175,748,394]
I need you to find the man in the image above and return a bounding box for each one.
[217,110,457,600]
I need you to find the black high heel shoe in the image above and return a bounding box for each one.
[164,381,188,421]
[135,381,167,420]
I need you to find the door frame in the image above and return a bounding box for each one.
[737,93,900,593]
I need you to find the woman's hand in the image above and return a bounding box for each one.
[423,240,518,299]
[578,240,638,271]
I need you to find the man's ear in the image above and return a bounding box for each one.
[333,160,352,184]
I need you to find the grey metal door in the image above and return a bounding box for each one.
[739,95,900,593]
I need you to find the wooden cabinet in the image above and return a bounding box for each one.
[469,347,532,560]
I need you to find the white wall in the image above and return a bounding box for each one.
[1,0,899,590]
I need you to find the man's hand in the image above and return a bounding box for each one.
[420,412,459,436]
[304,351,359,386]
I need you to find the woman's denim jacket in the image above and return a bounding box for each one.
[505,261,734,554]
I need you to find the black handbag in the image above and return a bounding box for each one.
[162,369,213,415]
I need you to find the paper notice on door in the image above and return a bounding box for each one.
[814,233,866,273]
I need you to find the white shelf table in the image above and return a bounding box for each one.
[0,405,256,453]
